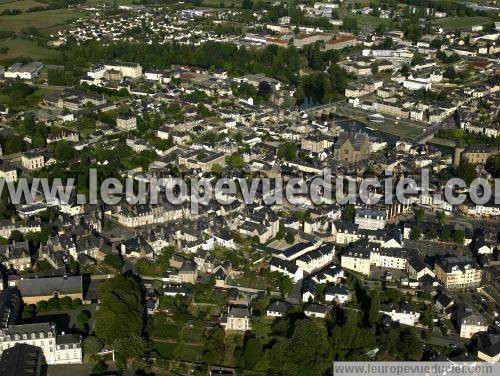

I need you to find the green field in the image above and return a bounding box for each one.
[0,38,60,61]
[0,8,84,32]
[349,13,391,30]
[0,0,46,11]
[434,16,492,29]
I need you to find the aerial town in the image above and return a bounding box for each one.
[0,0,499,375]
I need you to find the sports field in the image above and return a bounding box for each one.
[434,16,492,29]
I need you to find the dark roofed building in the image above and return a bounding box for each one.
[12,275,83,304]
[0,343,43,376]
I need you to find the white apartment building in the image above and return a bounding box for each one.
[295,244,335,274]
[116,113,137,131]
[0,165,17,182]
[354,209,386,230]
[21,152,44,170]
[380,303,420,326]
[0,323,82,365]
[341,249,371,276]
[103,61,143,78]
[459,313,488,339]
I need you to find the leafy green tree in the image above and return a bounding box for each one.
[37,300,48,312]
[211,163,223,175]
[278,276,293,297]
[278,142,297,161]
[285,232,295,244]
[369,289,380,327]
[59,296,72,310]
[437,211,446,225]
[241,337,263,369]
[94,275,143,345]
[112,335,145,364]
[410,227,422,240]
[453,229,465,245]
[83,336,104,356]
[47,297,59,311]
[420,304,433,328]
[285,319,331,376]
[341,204,355,222]
[416,208,425,222]
[440,228,451,242]
[103,254,123,270]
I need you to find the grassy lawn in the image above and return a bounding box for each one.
[434,16,492,29]
[0,38,60,62]
[349,13,391,30]
[174,343,204,362]
[0,0,46,11]
[201,0,242,8]
[0,8,84,32]
[181,323,205,343]
[223,334,244,366]
[154,341,176,359]
[84,0,133,5]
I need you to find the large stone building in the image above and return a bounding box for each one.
[9,276,83,304]
[21,151,44,170]
[341,248,371,276]
[0,323,82,365]
[116,113,137,132]
[333,133,370,163]
[220,306,252,332]
[434,256,482,289]
[103,61,143,79]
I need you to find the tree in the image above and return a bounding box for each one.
[285,231,295,244]
[241,0,253,9]
[426,228,438,240]
[47,297,59,311]
[278,276,293,297]
[341,17,358,32]
[437,211,446,225]
[410,227,422,240]
[77,310,91,326]
[71,298,83,309]
[416,208,425,222]
[279,319,331,376]
[83,335,104,356]
[103,254,123,270]
[3,135,24,154]
[420,304,433,328]
[257,81,272,100]
[278,142,297,161]
[369,289,380,327]
[94,275,143,345]
[453,229,465,245]
[400,64,410,76]
[440,228,451,243]
[112,334,145,364]
[241,337,263,369]
[211,163,223,175]
[37,300,48,312]
[341,204,355,222]
[59,296,72,310]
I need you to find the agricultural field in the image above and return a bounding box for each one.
[0,8,84,32]
[0,0,47,11]
[0,38,60,61]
